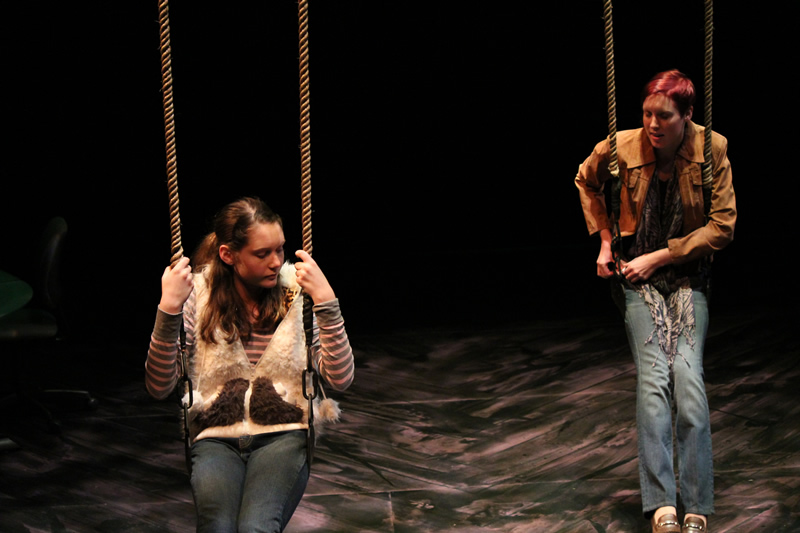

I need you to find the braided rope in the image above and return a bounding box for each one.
[298,0,318,467]
[298,0,314,334]
[603,0,624,278]
[299,0,313,256]
[702,0,714,188]
[157,1,191,474]
[603,0,619,179]
[158,0,183,267]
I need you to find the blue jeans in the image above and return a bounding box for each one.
[624,288,714,516]
[190,430,309,533]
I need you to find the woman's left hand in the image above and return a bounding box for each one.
[620,249,673,283]
[295,250,336,304]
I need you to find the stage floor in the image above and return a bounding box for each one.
[1,306,798,532]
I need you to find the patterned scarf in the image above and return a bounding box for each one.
[625,168,695,367]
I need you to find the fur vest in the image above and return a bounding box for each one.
[183,263,339,443]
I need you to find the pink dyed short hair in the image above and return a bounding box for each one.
[641,69,696,116]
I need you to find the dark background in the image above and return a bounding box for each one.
[2,1,794,347]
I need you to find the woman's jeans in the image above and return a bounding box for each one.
[190,430,309,533]
[624,288,714,516]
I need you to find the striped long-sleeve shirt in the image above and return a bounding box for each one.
[145,290,354,401]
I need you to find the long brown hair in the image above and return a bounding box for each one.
[192,197,286,344]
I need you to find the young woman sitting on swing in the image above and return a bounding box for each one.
[146,196,354,532]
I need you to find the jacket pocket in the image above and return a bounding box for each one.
[688,165,703,187]
[685,165,704,208]
[680,165,705,229]
[623,168,641,190]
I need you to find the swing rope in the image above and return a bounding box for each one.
[603,0,619,180]
[298,0,321,467]
[603,0,623,278]
[299,0,313,258]
[702,0,713,218]
[157,0,193,475]
[158,0,184,268]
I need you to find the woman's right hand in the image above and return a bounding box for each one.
[159,256,193,314]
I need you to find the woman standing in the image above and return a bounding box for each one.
[146,197,354,532]
[575,70,735,533]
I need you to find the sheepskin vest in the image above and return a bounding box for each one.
[184,264,318,443]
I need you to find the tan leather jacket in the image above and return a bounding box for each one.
[575,121,736,265]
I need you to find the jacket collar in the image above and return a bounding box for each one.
[621,120,706,167]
